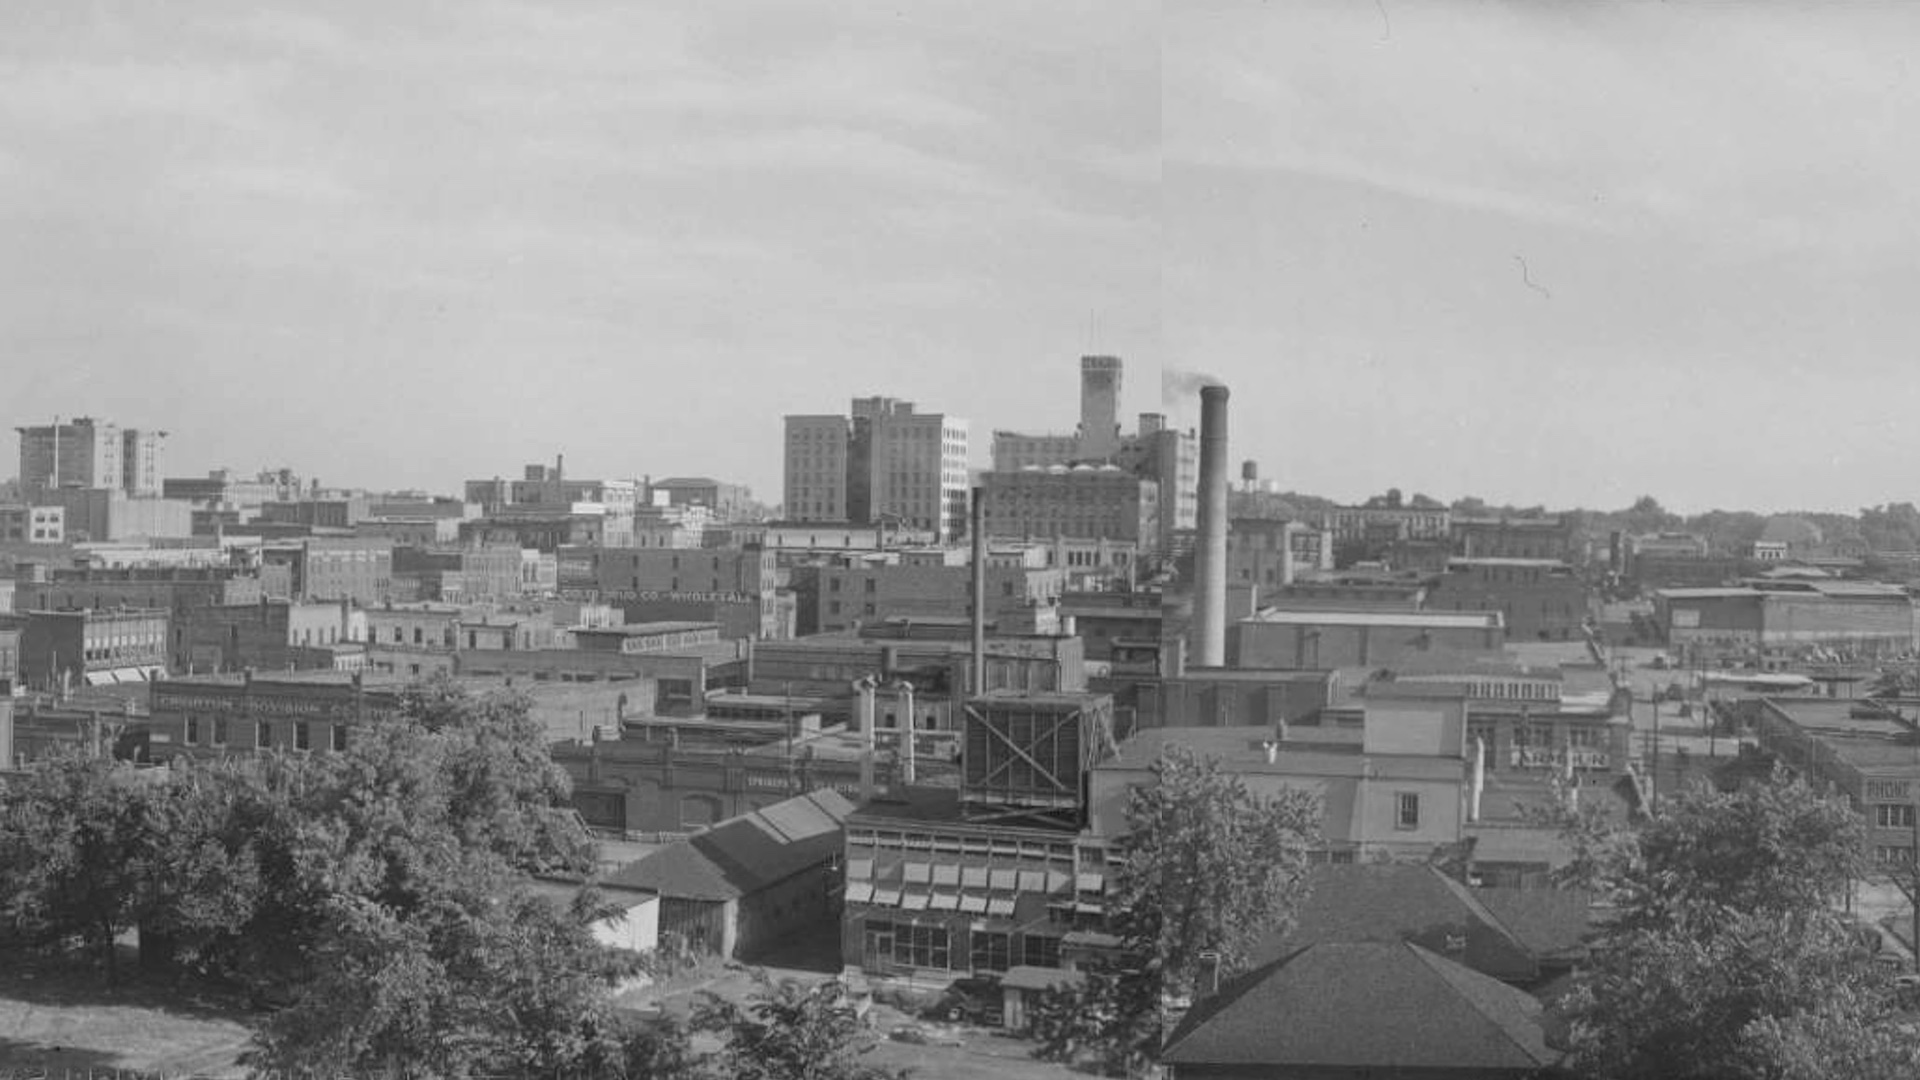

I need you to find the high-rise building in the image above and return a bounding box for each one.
[1078,355,1123,460]
[784,398,970,542]
[784,414,852,524]
[16,417,166,500]
[121,428,166,496]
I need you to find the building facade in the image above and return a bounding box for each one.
[981,467,1159,549]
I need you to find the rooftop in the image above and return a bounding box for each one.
[574,621,723,637]
[1244,610,1504,630]
[154,670,413,691]
[1101,726,1464,780]
[1161,942,1560,1071]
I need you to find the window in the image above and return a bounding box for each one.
[864,578,876,594]
[896,923,952,969]
[294,722,311,751]
[968,931,1012,973]
[413,627,423,645]
[185,716,200,744]
[1396,792,1421,830]
[257,720,273,748]
[829,601,842,615]
[332,725,349,752]
[1877,845,1916,864]
[1022,934,1061,969]
[213,718,229,746]
[1878,805,1917,829]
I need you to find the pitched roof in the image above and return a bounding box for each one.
[1259,863,1538,982]
[1161,942,1561,1071]
[1475,888,1597,962]
[602,789,856,902]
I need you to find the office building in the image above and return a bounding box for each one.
[783,397,971,542]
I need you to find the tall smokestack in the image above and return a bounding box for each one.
[970,486,987,696]
[1193,384,1230,667]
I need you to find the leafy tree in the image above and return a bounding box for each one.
[1742,996,1920,1080]
[0,750,159,981]
[1613,767,1861,932]
[244,856,634,1080]
[1564,906,1890,1080]
[1029,744,1321,1076]
[690,972,907,1080]
[1560,769,1887,1080]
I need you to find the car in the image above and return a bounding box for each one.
[930,974,1004,1026]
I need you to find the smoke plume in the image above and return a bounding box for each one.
[1161,368,1224,405]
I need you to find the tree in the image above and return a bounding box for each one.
[1559,770,1889,1080]
[1029,744,1321,1076]
[0,750,159,981]
[244,857,634,1079]
[690,972,907,1080]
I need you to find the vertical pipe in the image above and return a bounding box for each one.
[970,486,987,697]
[1194,385,1230,667]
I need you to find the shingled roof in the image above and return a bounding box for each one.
[602,789,856,902]
[1257,863,1596,983]
[1161,941,1562,1073]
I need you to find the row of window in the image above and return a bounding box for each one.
[182,716,349,753]
[860,921,1060,973]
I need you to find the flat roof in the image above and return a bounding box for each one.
[1244,610,1502,630]
[1446,558,1572,568]
[1101,726,1463,780]
[575,621,722,636]
[154,670,412,690]
[1654,588,1761,599]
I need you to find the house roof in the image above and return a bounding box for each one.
[1257,864,1538,982]
[603,789,856,901]
[1475,888,1597,962]
[1161,941,1561,1071]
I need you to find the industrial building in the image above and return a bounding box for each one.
[1653,579,1916,659]
[782,397,971,543]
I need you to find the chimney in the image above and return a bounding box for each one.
[1196,951,1223,998]
[854,676,877,800]
[1193,384,1230,667]
[1470,736,1486,823]
[970,487,987,697]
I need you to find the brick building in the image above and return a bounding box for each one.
[1424,559,1589,643]
[980,467,1159,549]
[8,607,170,691]
[260,539,393,604]
[1234,610,1506,670]
[146,670,406,761]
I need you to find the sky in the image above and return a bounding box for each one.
[5,1,1920,516]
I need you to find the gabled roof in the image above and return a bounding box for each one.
[1257,863,1538,982]
[1475,888,1597,963]
[602,789,856,902]
[1161,942,1561,1071]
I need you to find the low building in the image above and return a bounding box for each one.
[572,622,724,655]
[8,607,169,691]
[1234,609,1506,670]
[807,561,1063,637]
[145,669,407,761]
[1654,580,1916,661]
[260,538,393,604]
[1424,558,1589,643]
[1226,518,1334,597]
[1451,515,1580,562]
[1743,696,1920,868]
[0,505,65,544]
[601,790,855,959]
[13,563,263,615]
[1159,941,1563,1079]
[172,598,367,673]
[840,787,1114,983]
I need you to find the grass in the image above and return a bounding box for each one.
[0,947,254,1077]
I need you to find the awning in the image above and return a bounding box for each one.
[1017,870,1047,893]
[929,892,960,911]
[871,887,902,907]
[903,862,932,885]
[932,864,960,887]
[1076,872,1105,893]
[988,869,1017,891]
[900,892,930,911]
[1046,870,1072,893]
[847,858,874,881]
[986,896,1016,916]
[961,866,989,889]
[845,882,874,904]
[959,894,989,914]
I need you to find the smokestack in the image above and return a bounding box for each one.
[854,676,877,800]
[1193,384,1230,667]
[971,487,987,696]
